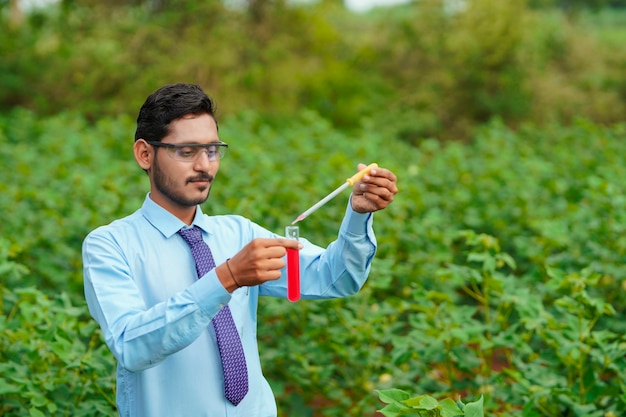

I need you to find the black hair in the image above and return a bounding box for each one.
[134,83,217,143]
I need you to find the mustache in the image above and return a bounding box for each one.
[186,173,214,183]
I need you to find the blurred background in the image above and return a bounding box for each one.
[1,1,626,416]
[3,0,625,141]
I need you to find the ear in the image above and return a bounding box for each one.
[134,139,153,171]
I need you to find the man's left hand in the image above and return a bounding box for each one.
[350,163,398,213]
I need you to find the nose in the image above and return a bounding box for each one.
[192,148,215,170]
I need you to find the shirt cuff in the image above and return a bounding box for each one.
[188,270,232,317]
[342,197,374,235]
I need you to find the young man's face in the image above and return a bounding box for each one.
[148,113,221,214]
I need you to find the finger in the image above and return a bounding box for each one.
[360,178,397,200]
[361,176,395,191]
[362,186,395,205]
[374,181,398,202]
[252,238,288,248]
[255,257,287,271]
[271,257,287,269]
[273,237,303,250]
[252,238,302,250]
[255,246,287,261]
[363,169,398,194]
[365,167,398,183]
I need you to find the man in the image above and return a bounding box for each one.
[82,83,398,417]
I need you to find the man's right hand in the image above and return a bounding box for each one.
[216,238,302,292]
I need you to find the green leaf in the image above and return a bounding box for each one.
[377,403,404,417]
[0,377,21,394]
[439,398,464,417]
[29,408,46,417]
[463,396,484,417]
[376,389,411,404]
[405,394,439,410]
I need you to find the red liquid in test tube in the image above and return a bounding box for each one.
[285,226,300,302]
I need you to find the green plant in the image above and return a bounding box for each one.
[505,267,626,416]
[0,238,116,416]
[376,389,484,416]
[2,108,626,416]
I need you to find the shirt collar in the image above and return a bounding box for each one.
[140,193,212,238]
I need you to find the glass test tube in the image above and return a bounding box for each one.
[285,225,300,302]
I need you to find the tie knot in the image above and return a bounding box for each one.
[178,226,203,245]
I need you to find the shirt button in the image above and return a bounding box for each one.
[218,304,225,309]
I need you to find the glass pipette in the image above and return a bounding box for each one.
[291,163,378,224]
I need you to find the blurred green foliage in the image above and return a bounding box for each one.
[1,108,625,416]
[0,239,116,416]
[1,0,625,140]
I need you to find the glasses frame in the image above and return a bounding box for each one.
[146,140,229,162]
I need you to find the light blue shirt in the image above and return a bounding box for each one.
[82,194,376,417]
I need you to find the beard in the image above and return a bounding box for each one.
[152,156,214,207]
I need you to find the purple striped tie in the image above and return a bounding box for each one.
[178,226,249,406]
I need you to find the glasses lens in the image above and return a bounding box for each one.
[170,144,226,162]
[217,145,227,159]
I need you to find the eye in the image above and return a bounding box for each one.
[206,146,218,157]
[175,147,198,158]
